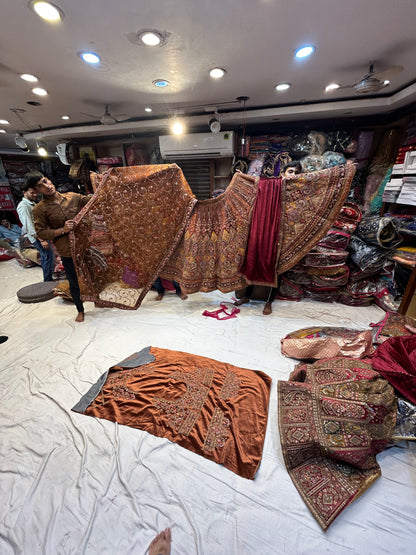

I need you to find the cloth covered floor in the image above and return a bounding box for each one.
[1,259,415,554]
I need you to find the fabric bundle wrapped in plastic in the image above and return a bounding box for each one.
[370,311,416,344]
[337,279,378,306]
[281,326,374,360]
[392,398,416,442]
[302,284,340,302]
[355,215,403,249]
[332,202,362,234]
[275,275,303,300]
[349,236,390,272]
[300,246,349,267]
[317,228,351,250]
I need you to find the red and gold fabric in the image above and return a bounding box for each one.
[71,164,196,309]
[161,172,258,293]
[276,163,356,275]
[278,357,396,529]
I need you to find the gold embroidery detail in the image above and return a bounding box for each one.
[219,370,241,399]
[153,367,214,435]
[204,407,230,453]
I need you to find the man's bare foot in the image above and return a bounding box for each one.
[155,293,164,301]
[234,297,250,306]
[263,302,272,315]
[149,528,171,555]
[75,312,85,322]
[179,292,188,300]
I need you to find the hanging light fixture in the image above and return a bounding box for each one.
[209,112,221,133]
[171,120,184,135]
[36,140,48,156]
[15,134,29,151]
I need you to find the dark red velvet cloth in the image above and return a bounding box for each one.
[371,335,416,404]
[240,177,282,285]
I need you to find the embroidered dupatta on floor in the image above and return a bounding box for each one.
[278,357,396,529]
[72,346,272,479]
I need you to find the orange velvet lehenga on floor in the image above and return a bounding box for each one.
[72,346,272,480]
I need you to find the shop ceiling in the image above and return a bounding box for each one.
[1,0,416,154]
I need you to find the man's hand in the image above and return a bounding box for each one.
[63,220,76,233]
[40,240,50,250]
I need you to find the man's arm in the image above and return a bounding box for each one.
[17,203,36,239]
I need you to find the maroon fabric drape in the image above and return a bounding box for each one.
[240,177,282,285]
[371,334,416,404]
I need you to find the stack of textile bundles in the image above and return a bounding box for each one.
[246,134,292,179]
[278,202,361,302]
[340,213,404,310]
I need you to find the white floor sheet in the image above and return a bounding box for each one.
[1,259,415,554]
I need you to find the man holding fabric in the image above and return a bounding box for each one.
[25,171,90,322]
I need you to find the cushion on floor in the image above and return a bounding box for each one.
[17,281,57,303]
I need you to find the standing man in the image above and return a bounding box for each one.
[17,184,55,282]
[235,161,302,315]
[25,171,90,322]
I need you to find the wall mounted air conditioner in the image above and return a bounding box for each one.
[159,131,235,160]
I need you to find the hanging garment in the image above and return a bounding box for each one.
[276,163,356,275]
[72,346,272,480]
[161,171,258,293]
[278,357,396,530]
[239,177,283,285]
[71,164,197,309]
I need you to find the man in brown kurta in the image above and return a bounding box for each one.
[26,171,90,321]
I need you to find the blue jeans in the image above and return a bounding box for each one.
[33,239,55,282]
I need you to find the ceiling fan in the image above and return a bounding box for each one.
[80,104,130,125]
[336,62,404,94]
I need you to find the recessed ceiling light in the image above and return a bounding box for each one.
[275,83,291,91]
[0,119,9,124]
[325,83,340,92]
[29,1,63,22]
[153,79,170,88]
[0,129,6,133]
[209,68,226,79]
[79,52,101,64]
[139,31,162,46]
[172,121,184,135]
[61,115,70,120]
[20,73,39,82]
[384,80,390,86]
[145,107,152,112]
[295,45,315,59]
[32,87,48,96]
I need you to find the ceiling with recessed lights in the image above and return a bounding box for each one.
[0,0,416,153]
